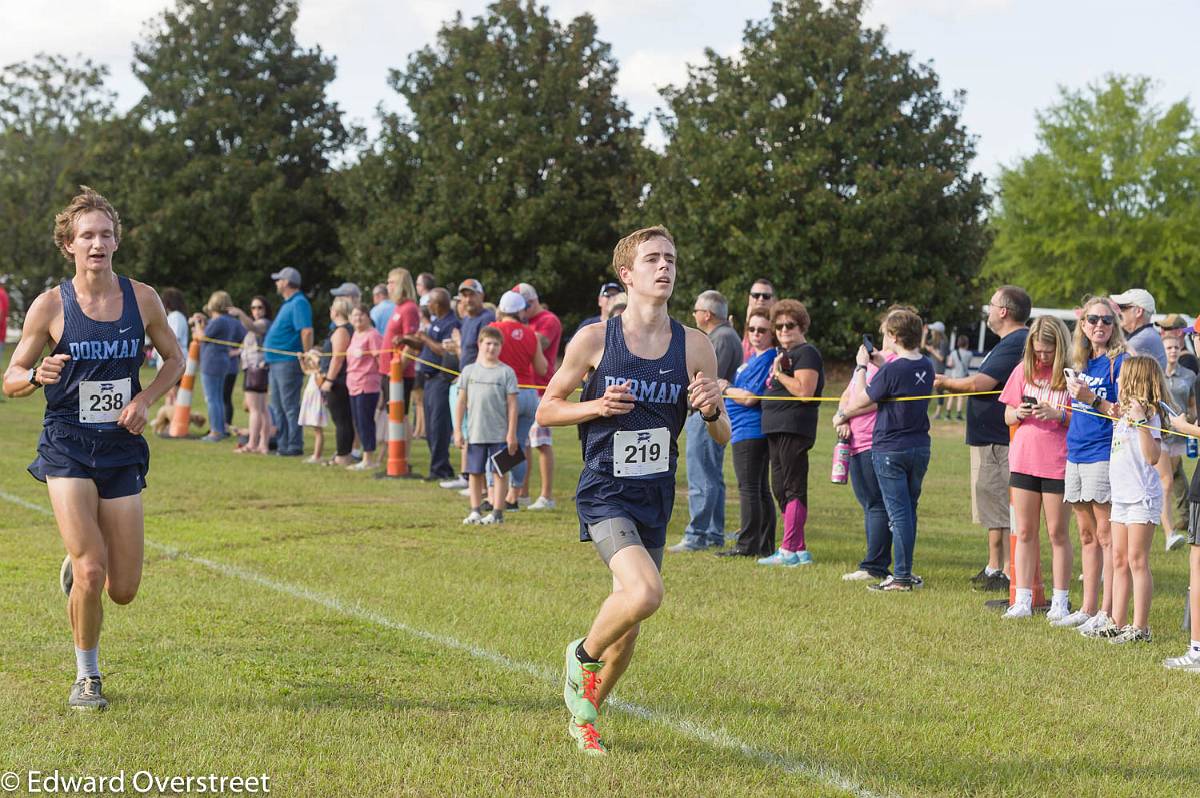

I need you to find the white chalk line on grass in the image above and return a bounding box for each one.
[1,489,886,798]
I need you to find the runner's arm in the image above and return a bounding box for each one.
[133,282,185,408]
[2,290,57,398]
[686,327,731,446]
[535,325,616,427]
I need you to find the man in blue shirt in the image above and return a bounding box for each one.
[935,285,1030,591]
[262,267,313,456]
[1112,288,1167,369]
[370,283,394,336]
[573,282,622,338]
[411,287,459,479]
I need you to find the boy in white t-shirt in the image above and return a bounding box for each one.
[454,325,518,525]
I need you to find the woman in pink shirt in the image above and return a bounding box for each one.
[999,316,1073,620]
[347,305,384,471]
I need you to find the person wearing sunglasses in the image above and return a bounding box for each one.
[1111,288,1166,370]
[716,309,777,558]
[933,285,1031,593]
[1057,296,1128,636]
[757,299,824,567]
[742,279,776,362]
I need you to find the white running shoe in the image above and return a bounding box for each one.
[440,476,469,490]
[458,487,472,497]
[1052,609,1091,628]
[1045,604,1071,623]
[1080,611,1116,638]
[1167,533,1186,552]
[479,513,503,525]
[462,511,483,525]
[527,496,556,511]
[841,569,875,581]
[1163,649,1200,672]
[1002,603,1032,620]
[1076,612,1104,634]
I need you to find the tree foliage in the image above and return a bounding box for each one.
[986,75,1200,310]
[0,54,117,306]
[639,0,990,353]
[336,0,643,325]
[121,0,352,306]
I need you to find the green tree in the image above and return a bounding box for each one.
[986,75,1200,310]
[123,0,352,307]
[640,0,990,353]
[0,54,117,306]
[337,0,643,326]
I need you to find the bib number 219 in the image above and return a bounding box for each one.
[612,427,669,477]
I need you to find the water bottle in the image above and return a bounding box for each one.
[830,440,850,484]
[1188,436,1198,459]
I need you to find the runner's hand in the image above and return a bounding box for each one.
[35,354,71,385]
[597,381,634,417]
[117,395,150,436]
[688,371,721,417]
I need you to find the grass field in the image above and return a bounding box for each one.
[2,364,1199,797]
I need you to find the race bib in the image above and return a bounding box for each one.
[613,427,669,477]
[79,378,131,424]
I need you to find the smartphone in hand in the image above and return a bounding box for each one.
[1021,395,1037,407]
[863,335,875,355]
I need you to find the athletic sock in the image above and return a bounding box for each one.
[1014,588,1033,609]
[576,641,601,664]
[984,566,1001,577]
[1191,640,1200,654]
[1052,589,1070,609]
[471,506,480,514]
[75,646,100,680]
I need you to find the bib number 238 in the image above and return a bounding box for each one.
[613,427,669,477]
[79,378,131,424]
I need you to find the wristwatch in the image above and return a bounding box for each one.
[28,367,41,389]
[1090,395,1103,411]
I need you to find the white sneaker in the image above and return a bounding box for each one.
[1080,611,1117,638]
[517,496,532,508]
[1002,603,1032,620]
[458,487,472,497]
[462,511,483,525]
[441,476,469,490]
[1167,533,1186,552]
[527,496,556,511]
[1109,625,1152,645]
[1163,649,1200,671]
[1052,609,1091,628]
[1045,604,1071,623]
[479,512,503,525]
[841,569,875,581]
[1075,612,1103,634]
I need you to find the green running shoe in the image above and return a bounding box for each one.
[563,638,603,723]
[569,719,607,756]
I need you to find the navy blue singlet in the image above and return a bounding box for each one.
[575,315,689,546]
[28,276,150,493]
[44,276,145,431]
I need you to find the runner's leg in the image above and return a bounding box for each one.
[47,477,105,650]
[97,493,145,606]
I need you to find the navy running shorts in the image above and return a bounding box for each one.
[28,422,149,500]
[574,466,675,550]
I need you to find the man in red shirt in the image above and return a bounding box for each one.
[515,283,562,510]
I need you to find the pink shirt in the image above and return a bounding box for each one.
[381,300,420,380]
[999,363,1070,480]
[347,329,384,396]
[846,353,896,455]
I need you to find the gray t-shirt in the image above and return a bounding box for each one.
[1166,365,1196,414]
[460,361,518,444]
[709,322,743,383]
[1126,324,1167,370]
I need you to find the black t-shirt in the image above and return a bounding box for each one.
[866,356,934,452]
[761,343,824,439]
[966,328,1028,446]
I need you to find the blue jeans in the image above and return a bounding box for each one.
[683,411,727,546]
[871,447,931,583]
[268,359,304,455]
[201,371,226,436]
[849,450,891,577]
[509,388,539,489]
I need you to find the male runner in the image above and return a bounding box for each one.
[536,225,729,754]
[3,187,184,710]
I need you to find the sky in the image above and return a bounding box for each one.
[1,0,1196,183]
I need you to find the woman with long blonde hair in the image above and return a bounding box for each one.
[1060,296,1128,636]
[1106,356,1168,643]
[1000,316,1074,620]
